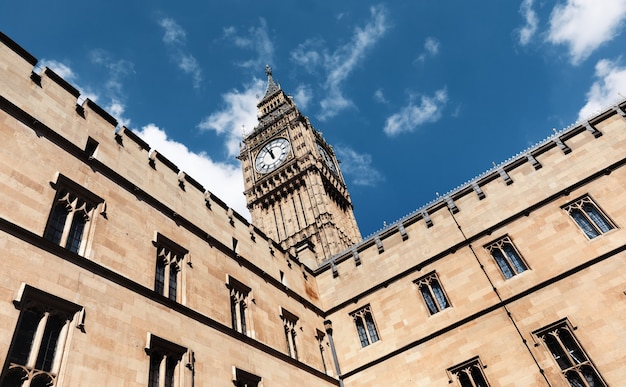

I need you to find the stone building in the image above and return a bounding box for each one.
[239,65,361,266]
[0,31,624,386]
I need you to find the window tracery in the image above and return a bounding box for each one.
[350,305,379,347]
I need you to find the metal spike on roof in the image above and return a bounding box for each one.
[263,65,281,100]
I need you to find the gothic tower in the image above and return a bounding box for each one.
[239,66,361,267]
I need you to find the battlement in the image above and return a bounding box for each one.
[1,31,275,242]
[2,29,625,387]
[0,32,321,294]
[314,93,626,307]
[321,99,625,270]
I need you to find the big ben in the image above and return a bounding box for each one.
[239,66,361,267]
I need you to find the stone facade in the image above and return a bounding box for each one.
[0,31,624,387]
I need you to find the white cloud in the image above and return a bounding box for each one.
[223,18,274,69]
[197,78,265,157]
[319,5,388,120]
[158,17,203,88]
[87,49,135,127]
[106,99,131,128]
[424,37,440,56]
[383,88,448,136]
[39,59,77,82]
[517,0,538,46]
[373,89,388,104]
[547,0,626,64]
[135,124,249,219]
[40,58,132,128]
[334,145,383,186]
[578,58,626,120]
[293,85,313,109]
[416,37,440,63]
[179,55,201,78]
[40,59,94,103]
[290,39,324,72]
[90,49,134,78]
[160,18,187,44]
[290,5,389,120]
[319,90,354,120]
[41,52,248,219]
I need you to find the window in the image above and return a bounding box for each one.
[447,357,490,387]
[415,272,450,315]
[234,368,261,387]
[280,308,299,360]
[315,329,328,374]
[485,236,528,279]
[563,196,614,239]
[534,320,606,387]
[228,276,251,336]
[0,285,82,387]
[43,174,103,255]
[154,234,187,302]
[350,305,379,348]
[145,334,187,387]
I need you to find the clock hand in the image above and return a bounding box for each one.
[268,148,275,159]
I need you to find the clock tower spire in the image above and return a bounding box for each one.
[239,66,361,267]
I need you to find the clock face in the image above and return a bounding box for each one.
[255,138,291,173]
[316,143,337,174]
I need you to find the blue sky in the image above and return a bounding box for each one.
[2,1,626,237]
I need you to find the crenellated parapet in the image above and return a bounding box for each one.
[315,96,626,306]
[0,31,318,302]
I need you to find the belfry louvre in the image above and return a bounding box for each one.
[0,31,624,386]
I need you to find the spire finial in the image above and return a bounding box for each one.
[261,65,280,100]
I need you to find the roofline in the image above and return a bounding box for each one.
[315,98,626,271]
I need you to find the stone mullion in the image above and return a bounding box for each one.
[467,367,478,387]
[552,330,581,376]
[79,204,98,256]
[26,311,49,369]
[319,341,327,374]
[565,200,601,234]
[283,320,296,358]
[457,367,477,387]
[172,357,182,387]
[158,353,167,387]
[59,200,77,248]
[291,328,298,359]
[426,283,440,311]
[418,276,440,311]
[501,245,519,275]
[284,325,293,356]
[22,375,33,387]
[236,296,242,333]
[231,290,245,333]
[352,311,372,344]
[169,261,180,302]
[163,251,172,300]
[50,317,71,374]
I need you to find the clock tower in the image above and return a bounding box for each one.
[239,66,361,267]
